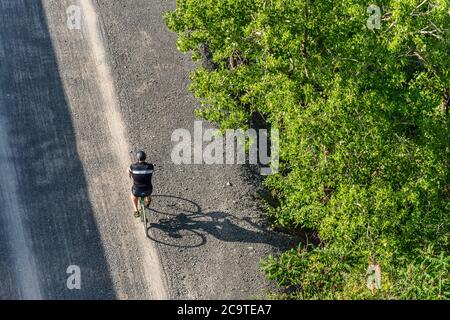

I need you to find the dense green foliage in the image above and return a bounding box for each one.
[165,0,450,299]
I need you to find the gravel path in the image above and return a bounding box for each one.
[94,0,294,299]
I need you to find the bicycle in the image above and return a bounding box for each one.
[138,196,150,238]
[129,149,151,238]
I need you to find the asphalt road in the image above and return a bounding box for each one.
[0,0,294,299]
[0,0,117,298]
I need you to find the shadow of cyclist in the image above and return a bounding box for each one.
[147,194,297,250]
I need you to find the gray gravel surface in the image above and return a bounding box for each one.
[94,0,295,299]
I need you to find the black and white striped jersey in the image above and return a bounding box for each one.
[129,162,154,191]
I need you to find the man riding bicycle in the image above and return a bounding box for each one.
[128,150,154,218]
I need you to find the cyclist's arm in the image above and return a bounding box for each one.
[128,167,132,179]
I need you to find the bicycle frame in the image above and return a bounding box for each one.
[138,197,149,238]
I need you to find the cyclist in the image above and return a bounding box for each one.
[128,150,154,218]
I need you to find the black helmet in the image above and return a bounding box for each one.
[136,150,146,162]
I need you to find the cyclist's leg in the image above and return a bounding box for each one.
[144,186,153,207]
[145,195,152,207]
[130,192,139,213]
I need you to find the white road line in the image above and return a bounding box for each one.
[0,112,42,299]
[79,0,168,299]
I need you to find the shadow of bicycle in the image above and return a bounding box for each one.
[146,194,296,249]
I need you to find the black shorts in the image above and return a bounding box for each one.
[132,187,153,197]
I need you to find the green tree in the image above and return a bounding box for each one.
[165,0,450,299]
